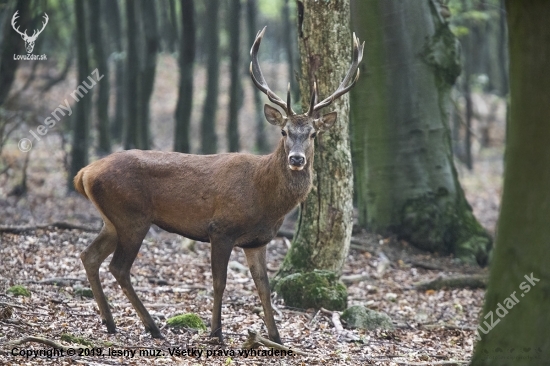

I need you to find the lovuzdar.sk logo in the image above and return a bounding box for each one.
[11,10,48,60]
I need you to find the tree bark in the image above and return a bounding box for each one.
[200,0,220,154]
[227,0,241,152]
[174,0,195,153]
[350,0,491,265]
[138,0,159,150]
[471,1,550,363]
[69,0,90,190]
[89,0,111,155]
[275,0,353,278]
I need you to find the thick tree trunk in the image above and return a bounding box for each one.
[138,0,159,150]
[89,0,111,155]
[124,0,140,150]
[471,1,550,364]
[69,0,90,190]
[350,0,491,265]
[226,0,241,152]
[200,0,219,154]
[275,0,353,278]
[245,0,268,153]
[174,0,195,153]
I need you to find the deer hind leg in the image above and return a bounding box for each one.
[209,241,233,342]
[243,246,282,344]
[108,225,162,338]
[80,221,117,333]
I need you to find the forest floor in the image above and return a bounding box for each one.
[0,57,505,365]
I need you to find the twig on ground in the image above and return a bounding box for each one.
[415,274,487,290]
[0,222,99,234]
[319,308,361,342]
[8,336,70,351]
[241,330,308,356]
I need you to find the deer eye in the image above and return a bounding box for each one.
[310,132,317,139]
[281,130,287,137]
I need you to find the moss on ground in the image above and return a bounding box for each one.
[274,270,347,311]
[74,287,94,298]
[61,333,94,347]
[166,313,206,331]
[7,285,31,297]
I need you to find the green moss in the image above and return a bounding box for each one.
[7,285,31,297]
[400,193,492,265]
[166,313,206,331]
[341,305,394,330]
[61,333,94,347]
[74,287,94,298]
[274,270,347,311]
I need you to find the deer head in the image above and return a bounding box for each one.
[250,27,364,171]
[11,11,49,54]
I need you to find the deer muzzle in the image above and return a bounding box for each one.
[288,154,306,171]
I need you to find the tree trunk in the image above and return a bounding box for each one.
[275,0,353,278]
[200,0,219,154]
[226,0,241,152]
[124,0,140,149]
[69,0,90,190]
[245,0,268,153]
[89,0,111,155]
[174,0,195,153]
[282,0,298,102]
[350,0,491,265]
[104,0,125,142]
[0,0,29,106]
[472,1,550,364]
[138,0,159,150]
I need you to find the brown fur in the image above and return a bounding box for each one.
[75,137,313,343]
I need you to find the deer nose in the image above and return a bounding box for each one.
[289,155,305,167]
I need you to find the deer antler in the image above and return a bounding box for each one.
[28,13,49,41]
[11,11,28,39]
[250,26,295,116]
[306,33,364,116]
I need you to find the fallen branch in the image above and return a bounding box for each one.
[241,330,308,356]
[415,275,487,291]
[319,308,361,342]
[9,336,70,351]
[340,274,369,284]
[0,222,99,234]
[23,277,87,286]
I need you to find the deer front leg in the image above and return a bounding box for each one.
[244,246,282,345]
[209,241,233,342]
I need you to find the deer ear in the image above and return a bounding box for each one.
[264,104,286,126]
[313,111,337,132]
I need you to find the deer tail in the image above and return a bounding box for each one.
[73,168,88,199]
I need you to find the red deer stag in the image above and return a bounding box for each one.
[74,27,363,344]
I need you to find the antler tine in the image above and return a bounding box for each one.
[11,11,27,37]
[30,13,48,40]
[249,26,291,115]
[312,33,364,113]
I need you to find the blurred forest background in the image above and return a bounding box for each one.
[0,0,506,232]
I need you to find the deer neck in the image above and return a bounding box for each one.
[256,139,313,216]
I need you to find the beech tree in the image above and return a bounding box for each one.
[350,0,491,265]
[276,0,354,278]
[471,1,550,364]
